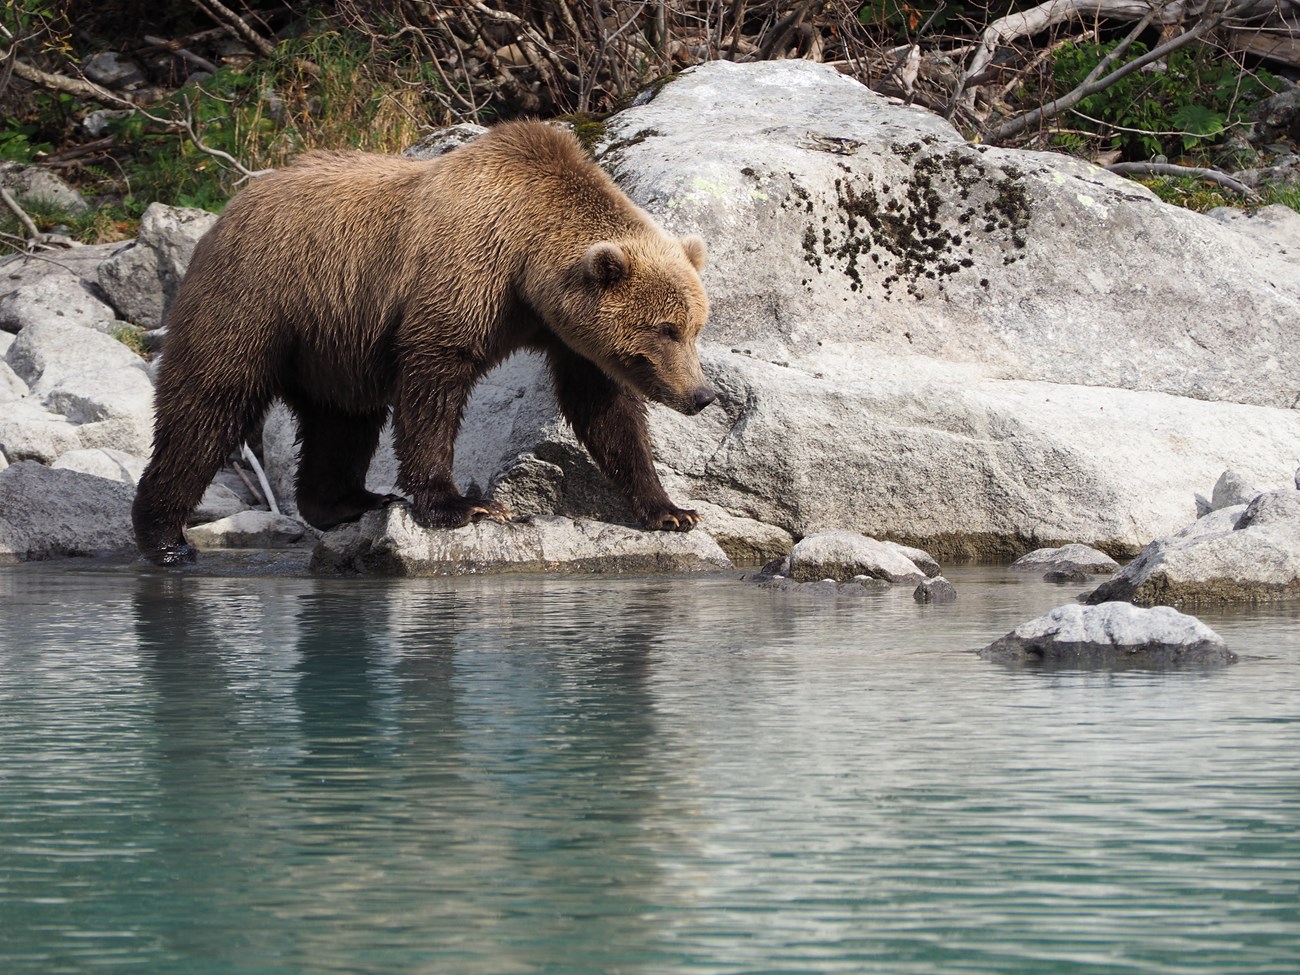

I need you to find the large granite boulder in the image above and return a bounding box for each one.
[1087,489,1300,606]
[979,602,1234,668]
[418,59,1297,560]
[312,507,733,576]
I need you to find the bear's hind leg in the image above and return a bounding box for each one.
[293,405,399,531]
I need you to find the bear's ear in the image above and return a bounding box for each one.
[583,242,628,288]
[680,235,707,271]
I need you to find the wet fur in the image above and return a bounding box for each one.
[132,120,712,564]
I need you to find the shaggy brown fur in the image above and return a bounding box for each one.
[132,120,715,565]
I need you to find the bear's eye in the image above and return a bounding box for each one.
[658,323,681,342]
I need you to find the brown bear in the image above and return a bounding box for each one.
[132,120,716,566]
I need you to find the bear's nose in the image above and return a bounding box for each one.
[692,388,717,412]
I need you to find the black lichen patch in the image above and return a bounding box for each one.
[800,147,1033,298]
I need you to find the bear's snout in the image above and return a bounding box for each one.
[682,386,717,415]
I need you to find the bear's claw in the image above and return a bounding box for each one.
[644,507,699,532]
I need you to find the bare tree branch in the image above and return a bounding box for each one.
[1106,160,1260,196]
[987,10,1223,143]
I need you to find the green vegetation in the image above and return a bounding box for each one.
[0,0,1294,254]
[1048,40,1280,163]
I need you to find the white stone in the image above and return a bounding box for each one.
[186,510,312,550]
[1011,543,1119,574]
[980,602,1232,667]
[191,482,250,523]
[1087,489,1300,605]
[0,400,82,463]
[51,447,146,485]
[787,529,927,584]
[0,271,116,333]
[312,507,733,576]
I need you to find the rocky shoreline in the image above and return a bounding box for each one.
[2,60,1298,665]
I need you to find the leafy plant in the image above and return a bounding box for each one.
[1048,39,1279,162]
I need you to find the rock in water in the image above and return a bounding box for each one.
[311,507,734,576]
[1087,490,1300,606]
[1011,543,1119,575]
[979,603,1234,668]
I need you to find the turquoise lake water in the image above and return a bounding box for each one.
[1,562,1297,974]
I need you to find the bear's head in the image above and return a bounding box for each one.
[552,232,715,415]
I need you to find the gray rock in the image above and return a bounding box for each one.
[979,602,1234,668]
[0,400,82,463]
[0,461,135,561]
[787,529,927,584]
[311,508,734,576]
[1086,489,1300,606]
[97,203,220,328]
[403,124,489,160]
[82,51,145,89]
[186,510,311,550]
[682,499,793,565]
[5,317,149,394]
[51,447,146,485]
[1204,205,1300,263]
[4,318,154,455]
[0,162,88,213]
[0,330,12,356]
[0,358,25,399]
[1210,469,1259,510]
[191,482,250,524]
[1011,543,1119,574]
[83,109,133,138]
[1044,569,1091,584]
[914,576,957,603]
[1252,87,1300,144]
[0,270,116,334]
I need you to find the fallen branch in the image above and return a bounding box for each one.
[143,34,220,75]
[1106,160,1260,197]
[241,442,279,514]
[987,10,1220,143]
[10,57,137,109]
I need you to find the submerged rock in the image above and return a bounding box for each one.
[914,576,957,603]
[979,602,1234,668]
[311,507,734,576]
[1087,489,1300,606]
[1011,543,1119,576]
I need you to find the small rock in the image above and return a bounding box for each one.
[312,507,733,576]
[191,482,251,524]
[187,511,312,550]
[979,602,1234,668]
[787,530,927,584]
[0,400,82,463]
[82,51,145,89]
[914,576,957,603]
[0,358,27,400]
[1044,569,1090,584]
[0,163,89,214]
[1195,492,1213,518]
[83,109,133,138]
[1210,469,1259,511]
[1011,543,1119,575]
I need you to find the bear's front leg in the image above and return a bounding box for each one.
[547,347,699,532]
[392,364,512,530]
